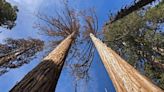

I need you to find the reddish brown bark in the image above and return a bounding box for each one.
[10,32,75,92]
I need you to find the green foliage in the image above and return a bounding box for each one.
[104,2,164,89]
[0,0,18,29]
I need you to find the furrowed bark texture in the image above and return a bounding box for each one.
[90,33,163,92]
[10,32,75,92]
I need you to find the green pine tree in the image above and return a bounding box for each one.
[0,0,18,29]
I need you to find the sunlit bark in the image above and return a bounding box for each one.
[10,32,76,92]
[90,33,163,92]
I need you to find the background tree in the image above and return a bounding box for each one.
[0,38,44,76]
[104,1,164,89]
[0,0,18,29]
[109,0,158,23]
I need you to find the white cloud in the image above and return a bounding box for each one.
[7,0,64,13]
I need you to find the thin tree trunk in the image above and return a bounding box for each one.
[0,47,33,66]
[10,32,76,92]
[90,33,163,92]
[110,0,156,23]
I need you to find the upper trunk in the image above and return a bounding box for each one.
[90,33,163,92]
[10,32,76,92]
[110,0,156,23]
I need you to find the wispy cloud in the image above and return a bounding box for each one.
[7,0,63,12]
[7,0,44,12]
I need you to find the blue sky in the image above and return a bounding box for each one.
[0,0,133,92]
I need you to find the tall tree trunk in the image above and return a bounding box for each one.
[110,0,156,23]
[10,32,76,92]
[90,33,163,92]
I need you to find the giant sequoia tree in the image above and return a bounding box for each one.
[90,33,162,92]
[10,4,98,91]
[10,5,80,91]
[0,0,18,29]
[10,33,76,92]
[0,38,44,76]
[104,1,164,89]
